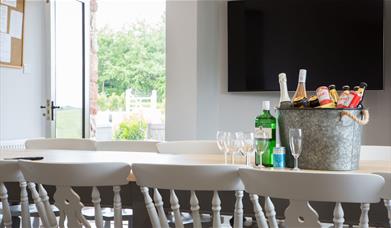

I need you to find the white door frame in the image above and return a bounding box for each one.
[43,0,90,138]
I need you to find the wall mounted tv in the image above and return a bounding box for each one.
[228,0,384,91]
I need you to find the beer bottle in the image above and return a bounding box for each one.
[316,86,335,107]
[356,82,367,109]
[337,85,352,108]
[328,85,339,105]
[342,85,350,95]
[357,82,367,97]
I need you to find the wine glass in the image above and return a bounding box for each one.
[216,131,228,164]
[224,132,238,164]
[289,128,303,171]
[255,131,269,168]
[234,131,246,164]
[242,132,255,167]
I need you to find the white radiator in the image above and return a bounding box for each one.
[0,139,26,150]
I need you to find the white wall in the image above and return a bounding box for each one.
[166,0,391,146]
[0,1,46,140]
[165,1,198,140]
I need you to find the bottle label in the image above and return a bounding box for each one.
[348,92,361,108]
[255,127,272,139]
[337,93,354,108]
[316,86,333,106]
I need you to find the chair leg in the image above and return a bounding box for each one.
[11,217,20,228]
[128,216,133,228]
[384,199,391,228]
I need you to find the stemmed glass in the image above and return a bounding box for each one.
[225,132,239,164]
[289,128,303,171]
[216,131,228,164]
[255,131,269,168]
[234,132,246,164]
[241,132,255,167]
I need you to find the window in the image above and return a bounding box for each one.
[90,0,166,141]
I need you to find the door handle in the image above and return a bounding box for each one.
[40,100,61,120]
[50,101,61,121]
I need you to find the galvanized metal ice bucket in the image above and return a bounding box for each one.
[278,108,369,171]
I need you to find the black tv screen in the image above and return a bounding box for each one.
[228,0,384,91]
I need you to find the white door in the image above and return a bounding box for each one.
[42,0,90,138]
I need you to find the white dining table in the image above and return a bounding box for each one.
[1,149,390,227]
[1,148,390,176]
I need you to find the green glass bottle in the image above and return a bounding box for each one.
[255,101,276,167]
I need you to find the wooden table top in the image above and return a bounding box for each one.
[1,149,390,182]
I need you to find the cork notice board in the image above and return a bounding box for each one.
[0,0,25,68]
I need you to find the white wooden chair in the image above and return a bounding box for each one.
[95,140,159,226]
[19,161,131,228]
[25,138,136,227]
[156,140,220,154]
[0,160,30,228]
[96,140,159,152]
[239,168,385,228]
[360,146,391,161]
[25,138,96,150]
[374,172,391,227]
[132,163,245,228]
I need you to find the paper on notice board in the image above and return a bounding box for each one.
[0,5,7,33]
[0,32,11,63]
[9,9,22,39]
[0,0,17,8]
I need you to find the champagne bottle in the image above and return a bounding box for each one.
[278,73,292,108]
[292,69,308,101]
[255,101,276,167]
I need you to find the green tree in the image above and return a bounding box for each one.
[97,18,165,102]
[97,93,125,111]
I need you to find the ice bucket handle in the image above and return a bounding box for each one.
[340,109,369,126]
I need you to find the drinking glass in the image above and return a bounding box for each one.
[216,131,228,164]
[255,131,269,168]
[241,132,255,167]
[223,132,234,164]
[289,128,303,171]
[234,131,246,164]
[224,132,238,164]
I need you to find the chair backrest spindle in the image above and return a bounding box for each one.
[153,188,169,228]
[0,183,11,228]
[92,186,104,228]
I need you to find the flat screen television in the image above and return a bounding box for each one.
[228,0,384,91]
